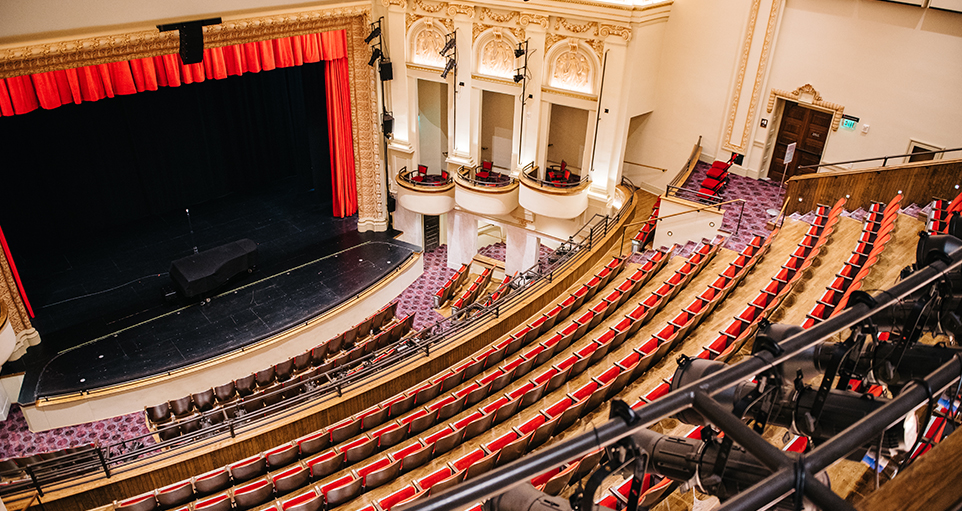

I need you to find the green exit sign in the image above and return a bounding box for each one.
[841,115,859,131]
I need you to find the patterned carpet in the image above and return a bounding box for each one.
[477,242,554,265]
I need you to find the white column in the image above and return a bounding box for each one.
[384,3,416,180]
[589,35,630,201]
[392,206,423,249]
[505,226,540,276]
[446,211,478,270]
[516,16,548,172]
[448,11,475,167]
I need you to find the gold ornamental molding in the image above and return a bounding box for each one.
[480,8,519,24]
[406,13,424,31]
[556,17,599,36]
[599,24,632,42]
[722,0,780,154]
[0,7,370,79]
[381,0,407,7]
[446,3,476,18]
[473,23,492,42]
[768,84,845,131]
[413,0,447,14]
[0,246,32,333]
[518,13,550,30]
[541,85,597,103]
[471,73,519,87]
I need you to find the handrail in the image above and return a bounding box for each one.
[618,198,747,256]
[521,161,590,190]
[668,135,703,189]
[623,160,667,172]
[396,166,453,188]
[665,184,725,205]
[455,164,516,188]
[799,146,962,171]
[0,184,637,502]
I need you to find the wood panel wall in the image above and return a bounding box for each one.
[784,158,962,216]
[24,191,651,511]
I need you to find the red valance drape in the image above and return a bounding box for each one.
[0,30,358,218]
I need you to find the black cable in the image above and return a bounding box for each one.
[899,376,936,472]
[43,272,170,307]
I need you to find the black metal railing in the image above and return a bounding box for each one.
[0,186,636,500]
[798,146,962,172]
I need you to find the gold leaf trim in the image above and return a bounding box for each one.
[413,0,447,14]
[599,24,631,42]
[767,84,845,131]
[556,17,599,35]
[480,8,519,24]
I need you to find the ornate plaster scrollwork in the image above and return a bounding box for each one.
[406,13,423,32]
[599,24,631,42]
[544,33,565,55]
[446,3,476,18]
[586,39,604,62]
[518,13,549,30]
[767,83,845,131]
[556,17,598,36]
[473,23,490,41]
[480,8,518,24]
[511,27,526,42]
[551,39,592,93]
[381,0,407,8]
[413,0,446,14]
[478,28,514,78]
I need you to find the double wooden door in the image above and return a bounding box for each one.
[769,101,833,182]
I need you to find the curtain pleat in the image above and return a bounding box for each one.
[325,50,358,218]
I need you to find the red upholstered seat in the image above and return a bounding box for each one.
[701,177,725,190]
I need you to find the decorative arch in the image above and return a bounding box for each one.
[408,18,449,68]
[544,38,599,94]
[474,28,519,79]
[767,83,845,131]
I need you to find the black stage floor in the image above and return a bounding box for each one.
[5,180,416,403]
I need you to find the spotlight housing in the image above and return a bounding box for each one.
[440,37,456,56]
[440,58,456,79]
[514,47,526,58]
[513,73,524,83]
[364,26,381,44]
[368,48,382,66]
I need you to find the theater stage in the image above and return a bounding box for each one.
[3,181,419,426]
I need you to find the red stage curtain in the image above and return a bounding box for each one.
[321,31,358,217]
[0,30,359,219]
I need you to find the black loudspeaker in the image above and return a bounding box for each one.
[379,60,394,81]
[382,113,394,137]
[179,26,205,64]
[733,152,744,165]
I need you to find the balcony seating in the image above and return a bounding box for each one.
[696,154,736,202]
[434,263,470,308]
[451,266,494,313]
[280,490,322,511]
[482,271,517,307]
[231,478,273,509]
[632,197,661,252]
[115,492,157,511]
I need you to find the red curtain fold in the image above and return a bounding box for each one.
[0,32,348,116]
[321,30,356,218]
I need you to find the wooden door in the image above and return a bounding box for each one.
[769,102,833,182]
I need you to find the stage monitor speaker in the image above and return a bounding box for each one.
[380,60,394,81]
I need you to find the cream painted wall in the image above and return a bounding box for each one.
[547,104,590,171]
[756,0,962,173]
[418,79,449,175]
[480,90,515,170]
[0,0,338,43]
[621,0,749,192]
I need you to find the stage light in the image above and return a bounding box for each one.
[514,46,526,58]
[440,58,455,79]
[634,429,829,508]
[513,73,524,83]
[368,48,382,67]
[364,25,381,44]
[483,482,572,511]
[440,36,456,56]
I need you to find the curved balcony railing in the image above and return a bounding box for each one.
[454,164,516,190]
[395,166,454,191]
[519,161,590,191]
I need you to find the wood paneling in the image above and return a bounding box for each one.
[784,158,962,216]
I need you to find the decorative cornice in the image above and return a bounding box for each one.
[446,3,476,18]
[768,84,845,131]
[599,23,632,42]
[480,8,518,24]
[472,73,519,87]
[518,13,550,30]
[0,7,372,78]
[541,85,597,103]
[381,0,407,8]
[556,17,599,36]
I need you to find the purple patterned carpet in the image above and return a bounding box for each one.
[477,242,554,266]
[393,245,452,331]
[0,404,154,459]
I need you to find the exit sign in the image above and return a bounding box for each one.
[841,114,859,131]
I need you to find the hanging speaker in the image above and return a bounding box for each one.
[379,60,394,81]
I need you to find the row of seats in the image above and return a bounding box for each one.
[703,199,843,362]
[145,303,411,440]
[631,197,660,253]
[434,264,470,308]
[451,267,493,313]
[696,156,735,202]
[803,195,900,329]
[352,247,725,509]
[410,165,449,184]
[926,191,962,234]
[482,271,517,308]
[111,253,642,511]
